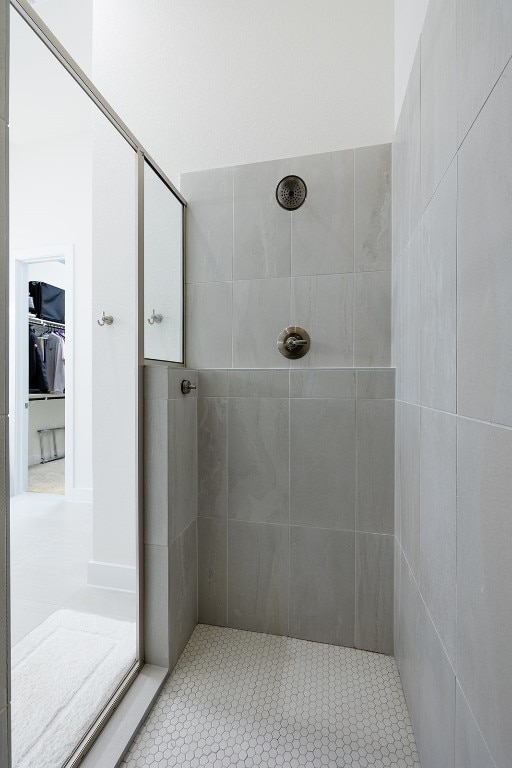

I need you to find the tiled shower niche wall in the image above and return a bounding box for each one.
[182,144,394,654]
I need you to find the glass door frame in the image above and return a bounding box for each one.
[8,1,187,765]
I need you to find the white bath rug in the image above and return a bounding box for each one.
[11,608,136,768]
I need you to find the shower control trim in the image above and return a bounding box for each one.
[277,327,311,359]
[181,379,197,395]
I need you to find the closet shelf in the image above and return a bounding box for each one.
[29,394,65,401]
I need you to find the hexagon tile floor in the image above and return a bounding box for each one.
[122,624,420,768]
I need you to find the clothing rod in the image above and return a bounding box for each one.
[29,316,65,329]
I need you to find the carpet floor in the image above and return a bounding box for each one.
[28,458,65,495]
[11,608,136,768]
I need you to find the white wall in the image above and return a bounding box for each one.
[92,0,394,184]
[394,0,429,123]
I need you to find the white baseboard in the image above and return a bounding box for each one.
[87,560,136,593]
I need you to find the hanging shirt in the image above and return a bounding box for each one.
[45,332,65,393]
[29,328,50,393]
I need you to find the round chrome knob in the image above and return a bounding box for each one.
[277,327,311,359]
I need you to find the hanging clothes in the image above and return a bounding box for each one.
[45,331,65,393]
[29,327,50,393]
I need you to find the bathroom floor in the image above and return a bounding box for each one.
[122,624,420,768]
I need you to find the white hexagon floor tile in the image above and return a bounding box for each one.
[122,625,420,768]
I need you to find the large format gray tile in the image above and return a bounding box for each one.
[394,538,401,661]
[355,533,393,655]
[400,403,420,579]
[228,398,289,524]
[0,417,6,710]
[395,401,401,543]
[228,369,289,398]
[144,365,197,401]
[0,706,8,768]
[232,278,290,369]
[169,520,197,670]
[144,544,169,668]
[228,520,289,636]
[290,369,356,399]
[398,554,421,733]
[457,417,512,768]
[354,271,391,367]
[197,398,227,519]
[458,60,512,428]
[291,273,353,368]
[455,684,496,768]
[392,256,402,399]
[290,398,355,530]
[405,46,422,244]
[420,408,456,665]
[198,370,228,398]
[355,144,391,272]
[289,526,355,647]
[400,228,420,405]
[416,604,456,768]
[421,0,457,208]
[144,399,169,546]
[168,397,197,540]
[233,158,292,280]
[420,161,457,413]
[181,166,233,283]
[186,281,232,368]
[457,0,512,142]
[356,399,394,534]
[392,111,406,258]
[356,369,395,400]
[0,121,7,415]
[198,517,227,627]
[291,149,354,276]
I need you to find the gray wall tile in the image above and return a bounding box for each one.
[400,404,420,579]
[232,278,290,369]
[394,538,401,661]
[228,520,289,635]
[144,544,169,668]
[398,554,421,732]
[421,0,457,208]
[416,604,456,768]
[394,401,401,543]
[355,144,391,272]
[290,398,355,530]
[290,526,355,647]
[233,158,292,280]
[144,366,198,401]
[198,398,228,519]
[355,533,393,654]
[458,60,512,428]
[392,114,406,257]
[455,684,496,768]
[0,417,6,711]
[457,0,512,143]
[354,270,391,367]
[291,273,353,368]
[420,408,456,665]
[181,167,233,283]
[0,707,9,768]
[356,369,395,400]
[186,281,232,368]
[392,258,402,399]
[169,520,197,670]
[228,369,289,398]
[291,149,354,276]
[457,417,512,768]
[198,517,227,627]
[420,161,457,413]
[198,369,228,397]
[356,399,394,534]
[169,397,197,540]
[400,228,420,404]
[290,369,356,399]
[405,47,422,244]
[0,121,7,416]
[228,398,289,524]
[144,399,169,546]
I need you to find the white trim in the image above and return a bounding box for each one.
[87,560,137,593]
